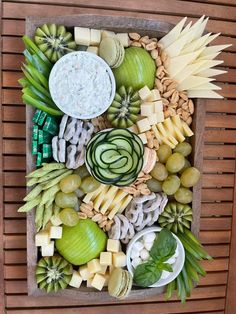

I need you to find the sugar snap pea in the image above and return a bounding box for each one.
[42,203,53,228]
[26,163,65,178]
[18,196,41,212]
[23,184,43,201]
[35,204,45,231]
[40,184,60,206]
[37,169,68,184]
[27,177,38,187]
[42,162,65,172]
[26,169,51,179]
[42,170,73,190]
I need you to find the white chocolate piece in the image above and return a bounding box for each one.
[41,241,54,257]
[91,273,106,291]
[143,232,156,243]
[74,27,91,46]
[107,239,120,253]
[131,257,142,269]
[130,248,140,259]
[140,248,150,261]
[87,259,102,274]
[69,271,83,288]
[136,118,151,133]
[49,226,62,239]
[35,230,50,246]
[113,252,127,267]
[133,241,144,252]
[100,252,112,266]
[144,241,154,251]
[138,86,152,101]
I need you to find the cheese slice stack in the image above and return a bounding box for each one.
[159,16,231,98]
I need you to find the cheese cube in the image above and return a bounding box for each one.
[91,273,106,291]
[69,271,83,288]
[147,114,158,126]
[140,103,154,116]
[74,27,91,46]
[49,226,62,239]
[156,111,165,123]
[138,133,147,144]
[90,29,101,45]
[116,33,129,47]
[87,46,99,55]
[104,272,110,286]
[113,252,127,267]
[98,265,107,275]
[138,86,152,101]
[151,89,161,101]
[79,265,93,280]
[154,100,163,113]
[41,241,54,257]
[87,259,102,274]
[136,118,151,133]
[100,252,112,266]
[101,30,116,39]
[109,265,115,275]
[107,239,120,253]
[128,124,139,134]
[50,214,62,226]
[87,277,94,288]
[35,230,50,247]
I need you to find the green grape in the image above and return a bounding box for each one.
[174,187,193,204]
[80,176,100,193]
[166,153,185,173]
[55,191,78,208]
[157,144,172,163]
[73,164,90,179]
[180,167,200,188]
[162,175,180,195]
[146,178,163,192]
[173,142,192,157]
[59,174,81,193]
[151,162,168,181]
[179,158,191,174]
[59,208,79,226]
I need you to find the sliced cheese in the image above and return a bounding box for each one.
[178,76,214,91]
[151,125,163,144]
[154,100,163,113]
[159,16,187,48]
[197,52,221,61]
[173,60,208,83]
[180,21,192,36]
[191,17,208,41]
[173,125,185,142]
[90,29,101,46]
[74,27,91,46]
[181,32,211,54]
[136,118,151,133]
[83,184,105,203]
[197,68,227,78]
[172,115,184,132]
[182,122,194,137]
[165,30,194,58]
[93,185,110,211]
[163,117,175,136]
[99,186,119,214]
[187,89,223,99]
[118,195,133,213]
[200,44,232,57]
[190,82,221,90]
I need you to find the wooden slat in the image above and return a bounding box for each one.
[205,115,236,129]
[3,156,26,171]
[2,106,25,122]
[4,219,26,234]
[4,250,27,264]
[2,89,22,105]
[202,174,234,187]
[4,204,26,218]
[201,203,233,217]
[202,188,234,201]
[199,231,231,243]
[4,172,26,187]
[4,235,26,249]
[206,100,236,114]
[204,245,230,257]
[4,187,25,202]
[3,139,26,154]
[200,217,232,230]
[2,54,24,71]
[3,123,26,139]
[203,160,235,173]
[204,145,236,158]
[204,130,236,144]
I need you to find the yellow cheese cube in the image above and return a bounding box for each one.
[109,265,115,275]
[138,133,147,144]
[140,103,155,116]
[74,27,91,46]
[113,252,127,267]
[138,86,152,101]
[136,118,151,133]
[69,271,83,288]
[151,89,161,101]
[116,33,129,47]
[87,46,99,55]
[156,111,165,123]
[100,252,112,266]
[147,114,158,126]
[154,100,163,113]
[107,239,120,253]
[91,273,106,291]
[49,226,62,239]
[87,259,102,274]
[79,265,93,280]
[128,124,139,134]
[90,29,101,45]
[98,265,107,275]
[41,241,54,257]
[35,230,50,247]
[87,276,94,288]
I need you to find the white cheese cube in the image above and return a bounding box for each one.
[104,272,110,286]
[90,29,101,45]
[86,46,99,55]
[136,118,151,133]
[154,100,163,113]
[87,259,102,274]
[143,232,156,243]
[113,252,127,267]
[91,273,106,291]
[140,103,154,116]
[151,89,161,101]
[147,114,158,126]
[131,257,142,269]
[50,214,62,226]
[128,124,139,134]
[116,33,129,47]
[101,30,116,39]
[140,249,150,261]
[79,265,93,280]
[69,271,83,288]
[35,230,50,247]
[41,241,54,257]
[98,265,107,275]
[138,86,152,101]
[109,265,115,275]
[74,27,91,46]
[100,252,112,266]
[138,133,147,144]
[49,226,62,239]
[87,276,94,288]
[156,111,165,123]
[107,239,120,253]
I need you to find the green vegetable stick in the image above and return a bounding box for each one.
[166,279,176,300]
[26,177,38,186]
[42,203,53,229]
[18,196,41,212]
[23,184,43,201]
[26,163,65,178]
[42,163,65,172]
[40,184,60,206]
[26,168,51,179]
[42,170,73,190]
[37,169,67,184]
[35,204,45,231]
[53,204,61,216]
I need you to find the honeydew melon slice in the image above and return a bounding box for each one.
[159,17,187,48]
[187,89,223,99]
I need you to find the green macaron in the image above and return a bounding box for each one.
[108,268,133,299]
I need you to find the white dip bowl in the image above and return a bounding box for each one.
[126,226,185,288]
[49,51,116,119]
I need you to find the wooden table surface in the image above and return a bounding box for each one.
[1,0,236,313]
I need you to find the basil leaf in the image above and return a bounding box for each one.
[133,261,162,287]
[157,262,173,273]
[150,229,177,262]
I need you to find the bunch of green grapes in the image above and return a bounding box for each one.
[147,142,200,204]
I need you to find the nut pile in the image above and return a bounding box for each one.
[128,33,194,125]
[122,172,151,197]
[79,201,114,232]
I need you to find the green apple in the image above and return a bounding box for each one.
[113,47,156,90]
[56,219,107,265]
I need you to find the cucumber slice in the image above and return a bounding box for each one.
[109,156,128,169]
[109,138,133,154]
[116,175,138,187]
[94,143,117,169]
[97,168,121,181]
[100,150,121,164]
[132,139,143,157]
[133,135,144,155]
[112,153,133,174]
[106,128,133,139]
[125,150,139,174]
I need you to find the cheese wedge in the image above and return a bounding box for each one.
[165,31,194,58]
[138,133,148,144]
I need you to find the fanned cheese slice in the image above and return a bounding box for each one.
[200,44,232,56]
[187,90,223,98]
[173,60,209,82]
[203,33,221,47]
[180,21,192,36]
[181,33,211,54]
[178,76,214,90]
[192,60,224,73]
[198,52,221,61]
[167,48,204,77]
[191,17,209,41]
[197,68,227,77]
[159,17,187,48]
[190,82,221,90]
[165,30,194,57]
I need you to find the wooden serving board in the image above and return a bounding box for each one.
[25,14,205,302]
